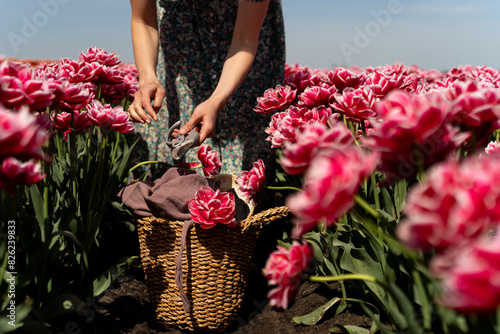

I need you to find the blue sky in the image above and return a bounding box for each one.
[1,0,499,72]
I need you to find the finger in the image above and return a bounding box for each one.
[128,104,145,124]
[131,100,152,124]
[152,88,166,114]
[179,117,200,135]
[198,124,215,145]
[140,94,156,123]
[130,91,153,123]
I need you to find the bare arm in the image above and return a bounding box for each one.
[128,0,166,124]
[179,0,271,144]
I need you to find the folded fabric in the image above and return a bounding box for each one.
[117,167,220,220]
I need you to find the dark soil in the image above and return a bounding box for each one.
[93,266,373,334]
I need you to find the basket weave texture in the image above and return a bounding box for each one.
[137,205,290,332]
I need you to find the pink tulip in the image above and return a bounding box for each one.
[99,84,124,104]
[254,85,296,114]
[96,65,124,85]
[121,64,139,100]
[363,91,467,182]
[45,78,68,103]
[0,105,50,161]
[297,83,337,108]
[396,155,500,252]
[79,47,121,67]
[57,80,94,111]
[451,85,500,127]
[287,146,379,238]
[0,157,46,196]
[265,106,332,148]
[330,87,377,122]
[0,61,54,111]
[86,100,134,133]
[187,186,236,229]
[429,234,500,314]
[266,285,295,310]
[327,67,363,92]
[34,62,60,80]
[197,145,222,176]
[21,79,55,111]
[284,70,312,93]
[53,110,92,141]
[58,58,99,83]
[263,241,313,309]
[447,65,500,87]
[236,159,266,205]
[0,61,33,106]
[35,112,53,132]
[366,71,418,97]
[485,141,500,156]
[281,122,354,175]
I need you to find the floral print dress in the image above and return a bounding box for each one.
[130,0,286,179]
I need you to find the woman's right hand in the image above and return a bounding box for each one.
[128,80,166,124]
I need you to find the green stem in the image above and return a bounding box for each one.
[70,112,77,200]
[266,185,301,192]
[309,273,378,283]
[370,173,381,213]
[412,144,425,183]
[97,83,102,101]
[41,162,51,244]
[111,132,120,164]
[85,132,107,258]
[360,121,367,137]
[354,194,380,220]
[496,306,500,334]
[128,160,174,175]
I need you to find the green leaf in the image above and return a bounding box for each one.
[293,297,344,325]
[303,231,326,266]
[385,282,424,334]
[358,302,394,334]
[29,185,45,235]
[380,187,396,222]
[411,270,432,330]
[50,160,65,187]
[112,136,138,182]
[376,209,396,225]
[324,257,339,276]
[0,299,33,332]
[87,256,138,297]
[110,200,132,214]
[329,325,370,334]
[41,293,83,320]
[394,179,407,219]
[50,231,84,249]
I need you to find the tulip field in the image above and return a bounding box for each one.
[2,48,500,333]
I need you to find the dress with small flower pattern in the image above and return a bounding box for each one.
[129,0,285,179]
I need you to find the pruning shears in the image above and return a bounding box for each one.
[166,120,200,160]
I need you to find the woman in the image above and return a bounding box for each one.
[127,0,285,178]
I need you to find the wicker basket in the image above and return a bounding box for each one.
[137,205,290,332]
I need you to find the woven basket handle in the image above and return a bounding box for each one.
[241,206,290,233]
